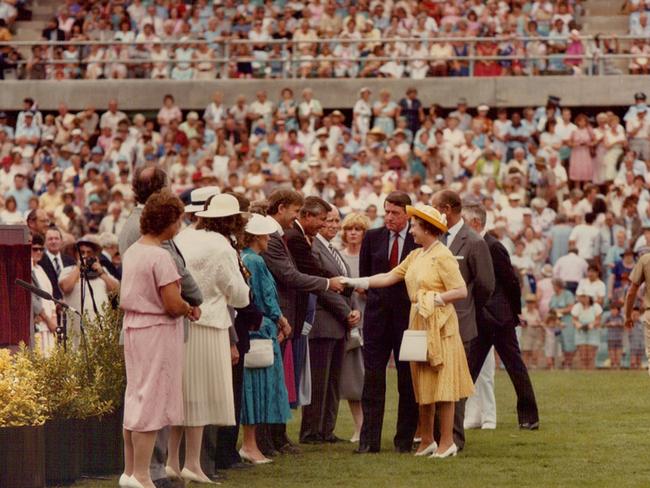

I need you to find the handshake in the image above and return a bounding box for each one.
[328,277,371,293]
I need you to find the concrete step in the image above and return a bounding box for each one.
[586,0,627,16]
[582,15,629,34]
[13,27,43,41]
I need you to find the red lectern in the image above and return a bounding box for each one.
[0,225,32,349]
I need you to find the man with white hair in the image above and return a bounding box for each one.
[99,201,127,236]
[98,232,121,280]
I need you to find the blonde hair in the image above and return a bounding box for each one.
[341,212,371,245]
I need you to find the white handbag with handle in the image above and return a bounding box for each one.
[244,339,274,368]
[399,330,428,362]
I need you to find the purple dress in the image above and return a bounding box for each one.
[569,128,594,182]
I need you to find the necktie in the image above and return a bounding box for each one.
[441,232,449,247]
[53,256,61,276]
[329,244,347,276]
[389,233,399,269]
[609,226,614,246]
[112,219,117,235]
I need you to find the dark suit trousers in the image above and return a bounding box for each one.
[360,321,418,451]
[469,322,539,425]
[201,358,245,474]
[300,338,344,441]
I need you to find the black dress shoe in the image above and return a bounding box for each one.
[323,435,344,443]
[300,435,324,444]
[225,462,253,470]
[354,444,379,454]
[278,443,302,454]
[519,421,540,430]
[394,445,412,453]
[153,478,175,488]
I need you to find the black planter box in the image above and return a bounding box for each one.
[0,424,45,488]
[82,406,124,475]
[44,418,83,485]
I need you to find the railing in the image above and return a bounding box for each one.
[0,35,646,80]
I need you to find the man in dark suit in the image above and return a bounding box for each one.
[431,190,495,450]
[39,226,76,300]
[356,191,419,454]
[262,190,345,454]
[463,203,539,430]
[301,206,361,444]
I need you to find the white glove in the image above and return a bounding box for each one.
[433,293,446,307]
[341,277,370,290]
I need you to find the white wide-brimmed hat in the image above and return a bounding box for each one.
[196,193,242,218]
[245,214,278,235]
[185,186,221,213]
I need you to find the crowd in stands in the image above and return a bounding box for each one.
[4,0,646,79]
[3,86,650,369]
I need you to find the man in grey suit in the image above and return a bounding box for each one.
[431,190,495,451]
[118,165,203,488]
[300,206,361,443]
[261,189,345,453]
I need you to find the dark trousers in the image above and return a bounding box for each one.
[469,321,539,425]
[434,339,473,450]
[300,338,344,441]
[201,357,245,474]
[360,322,418,451]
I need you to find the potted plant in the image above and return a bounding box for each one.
[0,346,48,488]
[32,332,112,485]
[81,302,127,476]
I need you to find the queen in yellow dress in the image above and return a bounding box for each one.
[343,204,474,459]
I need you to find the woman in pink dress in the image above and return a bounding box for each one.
[568,113,595,188]
[120,189,197,488]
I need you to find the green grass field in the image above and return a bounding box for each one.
[73,370,650,488]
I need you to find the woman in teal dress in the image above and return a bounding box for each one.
[239,214,291,464]
[372,89,398,135]
[549,278,576,369]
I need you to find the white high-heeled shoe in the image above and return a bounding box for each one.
[165,465,181,479]
[180,467,218,485]
[430,443,458,459]
[350,433,360,443]
[239,448,273,465]
[127,476,145,488]
[414,441,437,457]
[119,474,142,488]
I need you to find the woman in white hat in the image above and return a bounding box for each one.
[239,213,291,464]
[342,205,473,459]
[168,194,251,483]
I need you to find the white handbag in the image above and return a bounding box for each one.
[399,330,428,362]
[244,339,274,368]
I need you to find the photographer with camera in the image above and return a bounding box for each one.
[59,233,119,344]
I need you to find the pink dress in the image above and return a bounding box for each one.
[569,128,594,182]
[120,242,184,432]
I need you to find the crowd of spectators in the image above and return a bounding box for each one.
[3,85,650,368]
[6,0,645,80]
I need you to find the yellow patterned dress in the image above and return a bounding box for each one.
[394,242,474,405]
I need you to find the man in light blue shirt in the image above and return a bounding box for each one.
[6,173,34,213]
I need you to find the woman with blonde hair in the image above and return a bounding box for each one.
[343,205,473,459]
[339,212,371,442]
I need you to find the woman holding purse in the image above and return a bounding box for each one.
[239,213,292,464]
[343,205,473,459]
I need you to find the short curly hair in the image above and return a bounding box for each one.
[140,189,185,236]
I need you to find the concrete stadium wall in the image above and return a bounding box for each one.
[0,76,646,111]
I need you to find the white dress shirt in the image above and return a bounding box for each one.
[446,218,465,249]
[388,225,409,261]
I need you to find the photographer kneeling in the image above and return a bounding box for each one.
[59,234,120,344]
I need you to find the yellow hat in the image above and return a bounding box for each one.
[406,204,448,233]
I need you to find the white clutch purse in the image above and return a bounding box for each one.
[399,330,428,362]
[244,339,274,368]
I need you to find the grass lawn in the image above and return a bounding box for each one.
[73,370,650,488]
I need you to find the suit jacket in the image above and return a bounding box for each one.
[310,237,355,340]
[99,253,121,281]
[284,221,335,279]
[38,252,76,300]
[448,223,495,343]
[359,226,417,333]
[480,233,521,328]
[262,231,328,336]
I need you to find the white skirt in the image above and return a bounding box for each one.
[182,324,236,427]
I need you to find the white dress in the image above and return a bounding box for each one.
[174,227,250,426]
[33,264,56,356]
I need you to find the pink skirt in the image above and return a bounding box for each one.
[123,321,184,432]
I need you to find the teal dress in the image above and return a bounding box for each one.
[550,289,576,353]
[240,248,291,425]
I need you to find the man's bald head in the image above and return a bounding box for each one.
[133,165,168,205]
